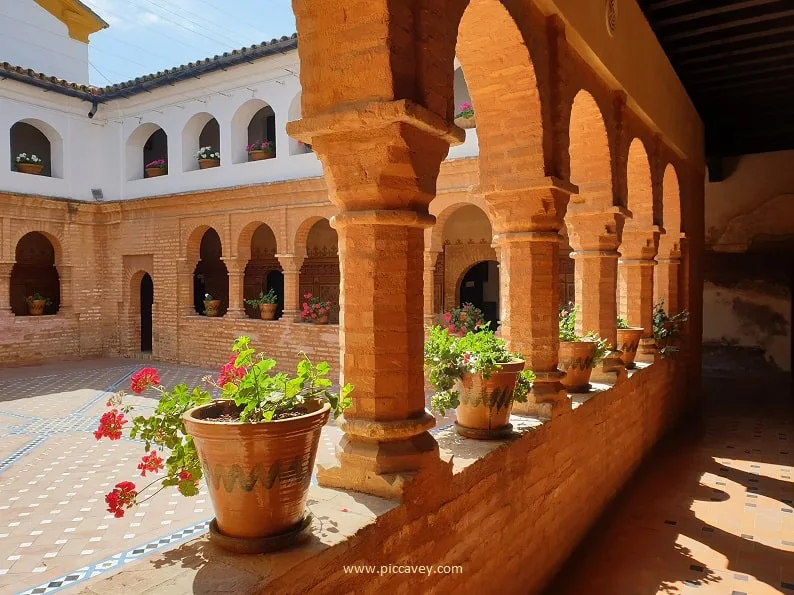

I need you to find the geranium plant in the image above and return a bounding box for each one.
[559,303,609,363]
[455,101,474,119]
[94,336,353,518]
[195,147,220,160]
[616,316,630,329]
[15,153,43,165]
[301,293,332,321]
[653,299,689,356]
[425,325,534,415]
[26,292,52,305]
[245,288,278,307]
[246,140,275,154]
[145,158,167,170]
[443,303,485,335]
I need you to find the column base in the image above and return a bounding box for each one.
[637,338,658,363]
[512,371,569,419]
[280,310,301,323]
[224,308,247,320]
[317,431,440,500]
[590,351,627,386]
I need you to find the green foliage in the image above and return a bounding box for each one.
[424,325,534,416]
[443,303,485,335]
[616,316,630,329]
[245,288,279,306]
[559,303,610,364]
[26,292,52,305]
[652,299,690,356]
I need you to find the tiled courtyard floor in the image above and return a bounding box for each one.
[547,369,794,595]
[0,358,367,595]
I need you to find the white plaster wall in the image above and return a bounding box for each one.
[0,0,90,84]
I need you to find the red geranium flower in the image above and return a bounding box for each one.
[105,481,137,518]
[130,367,160,394]
[137,451,164,477]
[94,409,127,440]
[217,354,245,388]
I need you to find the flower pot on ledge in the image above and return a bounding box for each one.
[616,327,644,369]
[313,314,329,325]
[259,304,277,320]
[145,167,166,178]
[558,341,597,393]
[183,399,328,551]
[455,360,524,440]
[454,115,476,129]
[248,150,275,162]
[198,159,220,170]
[204,300,222,317]
[17,163,43,175]
[27,300,46,316]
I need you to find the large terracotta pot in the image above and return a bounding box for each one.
[204,300,221,317]
[559,341,597,393]
[27,300,46,316]
[313,314,329,325]
[248,150,275,161]
[17,163,43,175]
[183,399,329,548]
[198,158,220,169]
[454,115,476,129]
[616,327,644,369]
[259,303,277,320]
[455,360,524,439]
[145,167,166,178]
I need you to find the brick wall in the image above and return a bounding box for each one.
[266,359,686,594]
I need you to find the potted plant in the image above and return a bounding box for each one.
[653,300,690,357]
[203,293,221,317]
[454,101,476,129]
[246,140,275,161]
[443,303,485,336]
[245,289,279,320]
[26,292,51,316]
[15,153,44,175]
[558,304,609,393]
[93,336,353,552]
[195,147,220,169]
[425,324,534,439]
[144,159,167,178]
[616,316,644,369]
[301,293,331,325]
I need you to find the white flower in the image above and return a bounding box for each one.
[15,156,20,162]
[31,154,37,160]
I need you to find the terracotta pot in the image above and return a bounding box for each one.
[259,303,277,320]
[183,399,330,544]
[558,341,597,393]
[248,150,275,161]
[313,314,329,325]
[455,360,524,439]
[145,167,166,178]
[27,300,46,316]
[616,327,644,369]
[454,115,476,129]
[17,163,43,175]
[204,300,221,317]
[198,158,220,169]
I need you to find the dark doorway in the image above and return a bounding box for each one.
[266,270,285,319]
[140,273,153,352]
[459,260,500,329]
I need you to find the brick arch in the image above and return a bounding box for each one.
[566,90,614,208]
[184,224,225,265]
[237,220,282,262]
[625,137,654,232]
[11,226,64,265]
[428,198,492,253]
[455,0,550,190]
[11,231,61,316]
[294,215,329,257]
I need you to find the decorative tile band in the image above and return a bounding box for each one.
[0,436,48,474]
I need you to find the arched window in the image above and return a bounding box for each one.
[193,228,228,315]
[183,113,220,171]
[299,219,339,323]
[10,119,63,178]
[458,260,499,328]
[288,92,312,155]
[243,224,282,319]
[10,232,60,316]
[231,99,277,164]
[126,123,168,181]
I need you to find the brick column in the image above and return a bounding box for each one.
[618,228,660,363]
[0,262,13,317]
[276,254,305,322]
[487,180,575,419]
[176,259,195,317]
[423,250,440,328]
[655,234,682,315]
[288,104,461,499]
[223,258,246,319]
[56,264,73,315]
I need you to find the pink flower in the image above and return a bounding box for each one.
[459,101,472,111]
[444,312,452,323]
[217,354,245,388]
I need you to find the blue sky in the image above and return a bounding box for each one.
[83,0,296,85]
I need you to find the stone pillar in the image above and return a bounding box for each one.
[176,259,196,317]
[618,227,660,363]
[288,104,462,499]
[56,264,73,315]
[276,254,305,322]
[655,234,682,315]
[223,258,246,319]
[487,180,575,419]
[423,250,440,328]
[0,262,13,317]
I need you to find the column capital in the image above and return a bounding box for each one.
[485,177,576,235]
[620,226,661,260]
[275,253,305,272]
[331,210,435,230]
[566,206,628,252]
